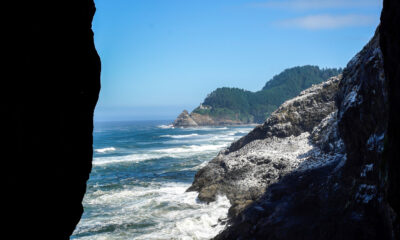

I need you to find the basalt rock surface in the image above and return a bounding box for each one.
[191,112,244,126]
[227,75,341,153]
[173,110,199,127]
[187,75,343,216]
[172,110,243,127]
[189,7,400,237]
[3,1,100,239]
[212,25,399,240]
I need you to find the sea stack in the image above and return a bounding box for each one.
[173,110,198,127]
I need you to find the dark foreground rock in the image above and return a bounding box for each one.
[3,1,100,239]
[380,0,400,236]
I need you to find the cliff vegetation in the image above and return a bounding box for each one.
[174,66,341,127]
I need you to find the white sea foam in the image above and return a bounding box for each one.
[74,124,253,239]
[161,133,199,138]
[182,126,229,131]
[158,124,174,129]
[164,136,235,145]
[74,183,230,240]
[235,128,254,133]
[154,144,227,154]
[95,147,116,153]
[92,126,253,166]
[93,153,162,166]
[93,143,228,166]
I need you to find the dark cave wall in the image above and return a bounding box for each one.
[3,1,100,239]
[380,0,400,236]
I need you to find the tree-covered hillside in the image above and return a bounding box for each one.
[192,66,342,123]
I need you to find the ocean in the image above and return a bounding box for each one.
[71,120,253,240]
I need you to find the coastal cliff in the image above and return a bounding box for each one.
[173,109,244,127]
[189,15,399,239]
[3,1,100,239]
[173,66,341,127]
[187,75,342,216]
[173,110,199,127]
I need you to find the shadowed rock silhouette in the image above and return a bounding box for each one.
[3,1,100,239]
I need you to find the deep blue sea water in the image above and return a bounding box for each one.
[71,120,253,240]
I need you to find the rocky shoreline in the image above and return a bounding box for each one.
[172,66,341,128]
[187,75,342,216]
[172,110,246,127]
[188,25,399,239]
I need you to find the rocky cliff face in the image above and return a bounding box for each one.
[172,110,244,127]
[191,112,244,126]
[189,20,399,238]
[188,75,342,216]
[173,110,199,127]
[227,75,340,153]
[3,1,100,239]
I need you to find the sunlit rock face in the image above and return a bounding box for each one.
[3,1,100,239]
[173,110,199,127]
[227,75,341,153]
[188,76,343,217]
[189,11,399,237]
[172,110,244,127]
[210,26,398,240]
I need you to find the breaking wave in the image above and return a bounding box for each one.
[157,124,174,129]
[160,133,199,138]
[95,147,116,153]
[93,143,228,166]
[73,121,254,239]
[74,183,230,240]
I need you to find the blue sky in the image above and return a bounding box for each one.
[93,0,382,121]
